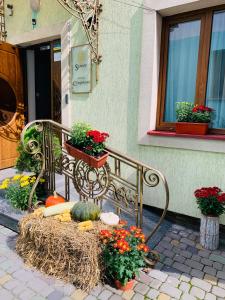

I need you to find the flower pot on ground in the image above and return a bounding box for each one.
[65,122,109,169]
[176,102,213,135]
[194,187,225,250]
[100,226,150,290]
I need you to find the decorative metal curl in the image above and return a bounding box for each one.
[72,160,111,199]
[143,169,160,187]
[57,0,102,63]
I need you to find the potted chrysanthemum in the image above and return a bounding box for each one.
[194,187,225,250]
[176,102,213,135]
[100,226,149,291]
[64,122,109,168]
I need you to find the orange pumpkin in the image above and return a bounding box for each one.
[45,191,65,207]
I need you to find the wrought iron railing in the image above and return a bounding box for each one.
[21,120,169,242]
[0,0,6,43]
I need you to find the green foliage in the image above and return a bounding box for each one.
[16,125,62,173]
[6,182,37,211]
[176,102,212,123]
[70,122,92,147]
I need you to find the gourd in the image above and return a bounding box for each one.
[78,220,94,231]
[71,202,100,221]
[43,202,76,217]
[100,212,119,225]
[45,191,65,207]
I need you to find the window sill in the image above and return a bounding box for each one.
[147,130,225,141]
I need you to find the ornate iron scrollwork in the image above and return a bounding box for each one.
[0,0,6,42]
[57,0,102,63]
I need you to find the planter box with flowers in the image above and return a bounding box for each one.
[100,226,150,291]
[194,187,225,250]
[176,102,213,135]
[65,122,109,169]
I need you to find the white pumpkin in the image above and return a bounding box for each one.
[30,0,41,12]
[100,212,119,226]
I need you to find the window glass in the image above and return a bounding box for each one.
[206,10,225,129]
[164,20,201,122]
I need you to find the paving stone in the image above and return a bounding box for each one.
[159,241,173,251]
[190,286,205,299]
[147,288,160,299]
[204,274,218,285]
[211,286,225,297]
[19,288,36,300]
[85,296,97,300]
[179,231,189,238]
[161,266,181,279]
[180,251,192,259]
[171,240,180,247]
[164,257,173,266]
[109,295,123,300]
[166,276,179,287]
[98,290,113,300]
[3,279,20,290]
[178,243,188,250]
[185,259,204,270]
[190,269,204,279]
[174,255,185,264]
[218,279,225,289]
[163,250,175,259]
[201,258,213,266]
[181,293,197,300]
[209,254,225,264]
[217,271,225,280]
[47,290,64,300]
[104,284,123,296]
[186,247,198,255]
[167,232,181,240]
[172,262,191,274]
[213,261,223,270]
[148,270,168,282]
[136,271,152,285]
[189,233,197,241]
[203,266,216,276]
[0,288,13,300]
[157,293,171,300]
[160,283,182,299]
[154,262,163,270]
[134,283,149,295]
[172,225,185,231]
[179,282,190,293]
[199,250,211,258]
[191,255,201,262]
[149,278,162,290]
[12,269,33,282]
[163,237,172,243]
[0,274,12,285]
[131,293,144,300]
[191,277,212,292]
[180,238,195,247]
[205,293,216,300]
[122,289,135,300]
[180,274,191,282]
[90,285,103,296]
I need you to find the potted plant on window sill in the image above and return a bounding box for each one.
[175,102,213,135]
[194,186,225,250]
[64,122,109,169]
[100,226,149,291]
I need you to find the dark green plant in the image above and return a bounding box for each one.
[194,187,225,217]
[70,122,92,147]
[176,102,213,123]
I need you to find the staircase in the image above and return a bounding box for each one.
[0,0,6,43]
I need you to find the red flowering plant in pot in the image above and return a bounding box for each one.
[176,102,213,135]
[100,226,150,291]
[194,187,225,250]
[65,122,109,168]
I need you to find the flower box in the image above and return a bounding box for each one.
[64,141,109,169]
[175,122,209,135]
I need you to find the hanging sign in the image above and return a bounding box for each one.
[71,44,92,94]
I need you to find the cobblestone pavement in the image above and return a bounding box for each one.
[1,224,225,299]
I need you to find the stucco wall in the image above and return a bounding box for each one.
[5,0,225,224]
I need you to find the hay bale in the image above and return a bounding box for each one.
[16,212,110,291]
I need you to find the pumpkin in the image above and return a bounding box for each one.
[45,191,65,208]
[100,212,119,225]
[71,202,100,221]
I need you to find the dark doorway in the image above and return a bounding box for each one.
[35,44,51,119]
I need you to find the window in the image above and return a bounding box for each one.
[157,5,225,134]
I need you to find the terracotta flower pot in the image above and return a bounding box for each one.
[114,279,135,291]
[175,122,209,135]
[200,214,219,250]
[64,141,108,168]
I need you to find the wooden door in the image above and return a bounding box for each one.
[0,43,24,169]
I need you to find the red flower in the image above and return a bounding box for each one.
[192,105,213,113]
[100,230,112,238]
[87,130,109,144]
[217,193,225,203]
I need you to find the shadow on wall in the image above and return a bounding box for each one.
[127,7,143,160]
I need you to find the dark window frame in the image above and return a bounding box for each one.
[156,4,225,135]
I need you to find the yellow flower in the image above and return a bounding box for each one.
[20,175,30,182]
[0,183,8,189]
[13,174,23,181]
[20,181,30,188]
[39,178,45,183]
